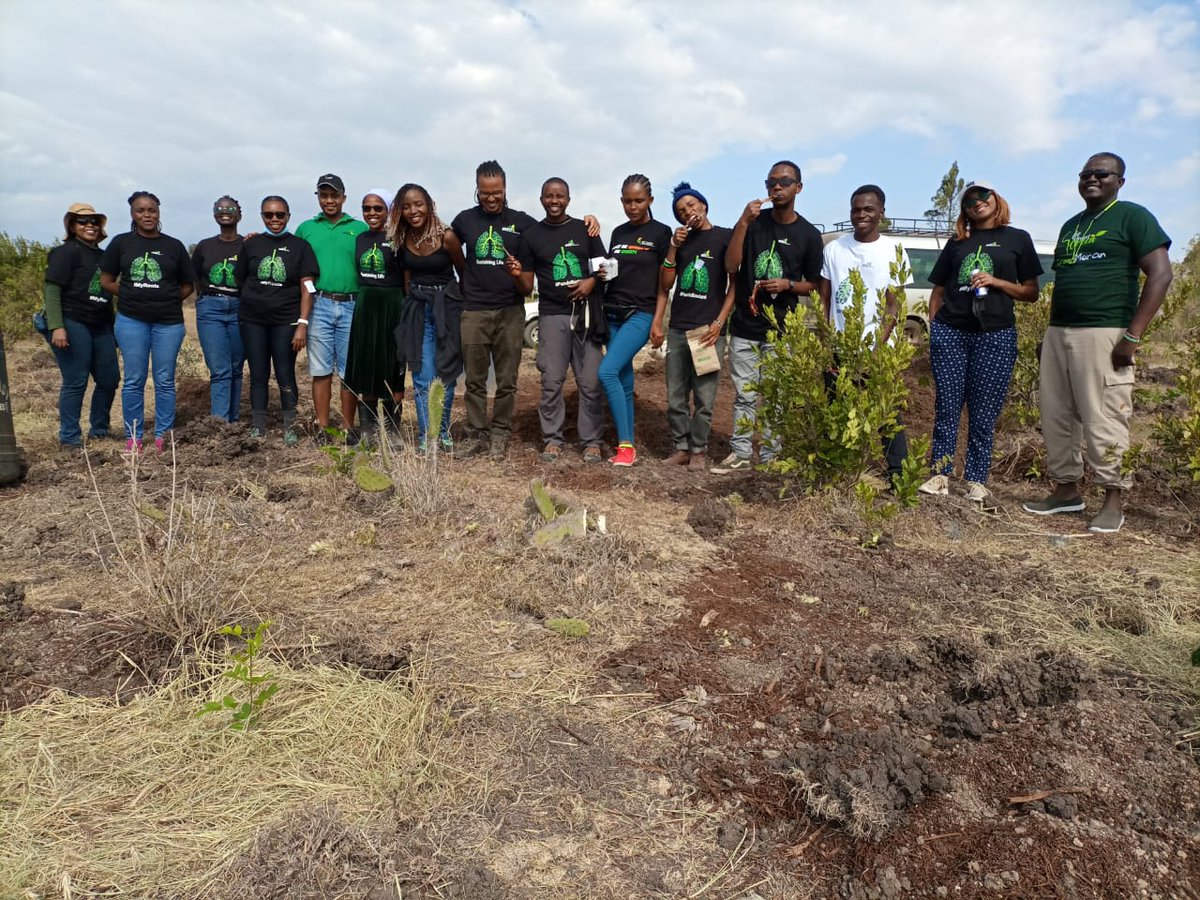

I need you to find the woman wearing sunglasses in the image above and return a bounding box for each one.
[191,196,245,422]
[234,196,320,446]
[42,203,119,449]
[919,180,1043,503]
[344,190,405,443]
[99,191,196,454]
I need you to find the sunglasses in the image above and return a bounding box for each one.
[75,216,102,226]
[964,190,993,207]
[765,176,798,189]
[214,206,239,214]
[262,211,288,220]
[1078,169,1117,181]
[362,204,386,213]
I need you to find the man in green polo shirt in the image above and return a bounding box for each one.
[1023,152,1172,534]
[296,173,368,439]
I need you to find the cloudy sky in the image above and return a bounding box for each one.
[2,0,1198,257]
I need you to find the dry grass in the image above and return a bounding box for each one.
[0,658,464,899]
[89,448,263,654]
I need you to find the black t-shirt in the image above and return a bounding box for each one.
[669,226,732,331]
[45,239,112,328]
[605,220,672,314]
[235,232,320,326]
[99,231,195,325]
[929,226,1043,332]
[517,217,607,317]
[192,235,244,297]
[451,206,538,310]
[730,212,823,341]
[403,244,456,288]
[355,230,403,289]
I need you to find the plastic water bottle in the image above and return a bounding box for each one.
[971,268,988,298]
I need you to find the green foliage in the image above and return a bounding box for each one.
[545,617,590,638]
[320,427,368,475]
[892,434,932,509]
[752,246,917,490]
[0,232,52,339]
[428,380,446,450]
[853,479,898,549]
[197,621,280,731]
[924,161,964,235]
[1003,283,1054,429]
[353,465,393,493]
[1150,319,1200,488]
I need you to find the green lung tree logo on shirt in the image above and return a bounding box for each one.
[257,250,286,282]
[209,259,236,287]
[360,244,385,275]
[681,259,710,293]
[130,253,162,282]
[753,241,783,280]
[474,227,507,261]
[956,247,995,284]
[88,269,102,295]
[552,246,583,281]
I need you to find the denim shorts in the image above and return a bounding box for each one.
[307,293,355,378]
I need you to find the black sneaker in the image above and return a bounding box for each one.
[453,437,486,460]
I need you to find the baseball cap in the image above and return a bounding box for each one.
[316,174,345,194]
[64,203,106,230]
[962,180,998,203]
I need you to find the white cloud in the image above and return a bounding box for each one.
[806,154,847,177]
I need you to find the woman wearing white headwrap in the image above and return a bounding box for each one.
[344,189,406,442]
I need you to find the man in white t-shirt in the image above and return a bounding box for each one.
[818,184,912,481]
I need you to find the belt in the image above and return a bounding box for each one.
[318,291,356,302]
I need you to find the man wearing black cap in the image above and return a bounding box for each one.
[296,174,368,439]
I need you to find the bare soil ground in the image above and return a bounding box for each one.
[1,318,1197,899]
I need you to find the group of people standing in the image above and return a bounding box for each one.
[40,152,1171,533]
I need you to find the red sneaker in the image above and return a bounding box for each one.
[609,444,637,467]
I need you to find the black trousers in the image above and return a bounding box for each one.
[240,320,298,414]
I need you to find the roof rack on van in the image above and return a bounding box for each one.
[825,217,951,237]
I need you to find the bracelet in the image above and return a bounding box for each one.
[661,260,677,269]
[295,318,309,326]
[1121,331,1141,344]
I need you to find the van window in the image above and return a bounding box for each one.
[907,248,939,288]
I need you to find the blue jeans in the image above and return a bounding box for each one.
[114,313,186,441]
[50,317,119,445]
[412,302,455,442]
[195,293,244,421]
[307,293,355,378]
[598,311,652,445]
[929,319,1018,483]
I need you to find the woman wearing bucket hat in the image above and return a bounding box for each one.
[41,203,119,449]
[919,180,1043,504]
[99,191,196,454]
[343,189,405,444]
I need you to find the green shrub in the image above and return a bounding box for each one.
[752,247,918,490]
[1150,320,1200,488]
[0,233,52,340]
[1004,283,1053,429]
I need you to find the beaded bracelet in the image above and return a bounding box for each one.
[1121,331,1141,344]
[661,260,677,269]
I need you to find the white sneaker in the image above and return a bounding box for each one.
[965,481,991,503]
[918,474,949,496]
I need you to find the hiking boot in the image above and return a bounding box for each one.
[663,449,690,466]
[282,429,300,448]
[453,436,487,460]
[918,474,949,496]
[712,452,752,473]
[489,433,509,461]
[1022,494,1086,516]
[1087,507,1125,534]
[688,452,708,472]
[609,444,637,467]
[582,445,603,464]
[540,443,563,462]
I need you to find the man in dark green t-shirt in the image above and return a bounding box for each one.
[1023,153,1172,534]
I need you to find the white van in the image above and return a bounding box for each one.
[820,221,1056,343]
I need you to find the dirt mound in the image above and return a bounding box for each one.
[782,725,949,840]
[686,497,735,539]
[173,415,265,466]
[0,581,27,622]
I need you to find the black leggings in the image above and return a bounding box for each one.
[240,320,298,413]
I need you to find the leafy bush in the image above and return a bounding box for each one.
[0,232,52,339]
[1003,283,1053,429]
[752,247,917,490]
[1150,320,1200,488]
